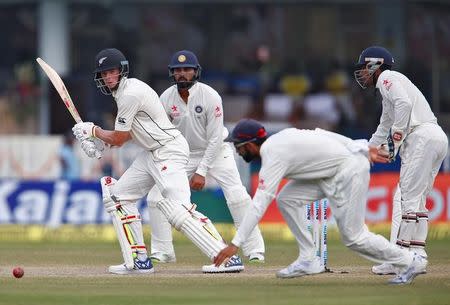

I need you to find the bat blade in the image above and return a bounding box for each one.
[36,57,82,123]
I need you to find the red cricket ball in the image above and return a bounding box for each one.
[12,267,24,278]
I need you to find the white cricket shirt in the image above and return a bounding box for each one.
[160,82,227,176]
[369,70,437,146]
[231,128,359,247]
[113,77,180,151]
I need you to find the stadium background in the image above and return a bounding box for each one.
[0,0,449,241]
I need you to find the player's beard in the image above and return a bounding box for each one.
[242,151,256,163]
[177,81,194,90]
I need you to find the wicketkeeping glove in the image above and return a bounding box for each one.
[386,128,404,162]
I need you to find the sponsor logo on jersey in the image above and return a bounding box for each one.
[195,105,203,113]
[118,117,126,124]
[393,132,402,141]
[383,79,392,91]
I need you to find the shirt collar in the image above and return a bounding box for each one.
[177,82,199,103]
[187,81,199,97]
[375,70,390,89]
[112,77,127,99]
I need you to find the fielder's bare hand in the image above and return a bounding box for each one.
[369,145,390,164]
[214,244,238,267]
[190,173,206,190]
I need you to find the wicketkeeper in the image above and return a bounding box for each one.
[354,46,448,275]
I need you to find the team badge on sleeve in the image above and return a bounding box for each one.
[215,105,222,117]
[382,79,392,91]
[258,178,266,190]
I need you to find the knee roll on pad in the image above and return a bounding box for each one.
[147,199,158,209]
[156,199,226,260]
[156,198,191,230]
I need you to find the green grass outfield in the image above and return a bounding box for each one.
[0,228,449,305]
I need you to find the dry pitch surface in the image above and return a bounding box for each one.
[0,238,449,305]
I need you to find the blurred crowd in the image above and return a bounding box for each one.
[0,2,449,181]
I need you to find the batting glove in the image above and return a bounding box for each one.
[92,137,105,152]
[81,139,102,159]
[72,122,98,141]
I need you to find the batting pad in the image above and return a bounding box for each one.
[411,213,428,251]
[157,199,226,260]
[101,177,146,269]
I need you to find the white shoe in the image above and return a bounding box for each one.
[248,252,265,263]
[202,255,244,273]
[276,257,325,278]
[412,248,428,259]
[150,252,176,264]
[388,254,428,285]
[372,263,398,275]
[108,258,154,275]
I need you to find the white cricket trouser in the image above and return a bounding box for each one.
[398,123,448,213]
[148,143,265,257]
[277,154,413,268]
[111,135,190,204]
[390,186,402,244]
[277,181,321,261]
[108,135,191,257]
[395,123,447,255]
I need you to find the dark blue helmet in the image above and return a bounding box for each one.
[225,119,268,163]
[356,46,394,67]
[168,50,202,90]
[94,48,129,95]
[354,46,394,89]
[225,119,268,146]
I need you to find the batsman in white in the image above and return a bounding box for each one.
[354,46,448,275]
[214,119,427,285]
[147,50,265,265]
[72,48,244,274]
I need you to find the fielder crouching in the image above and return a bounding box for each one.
[72,48,244,274]
[214,119,427,285]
